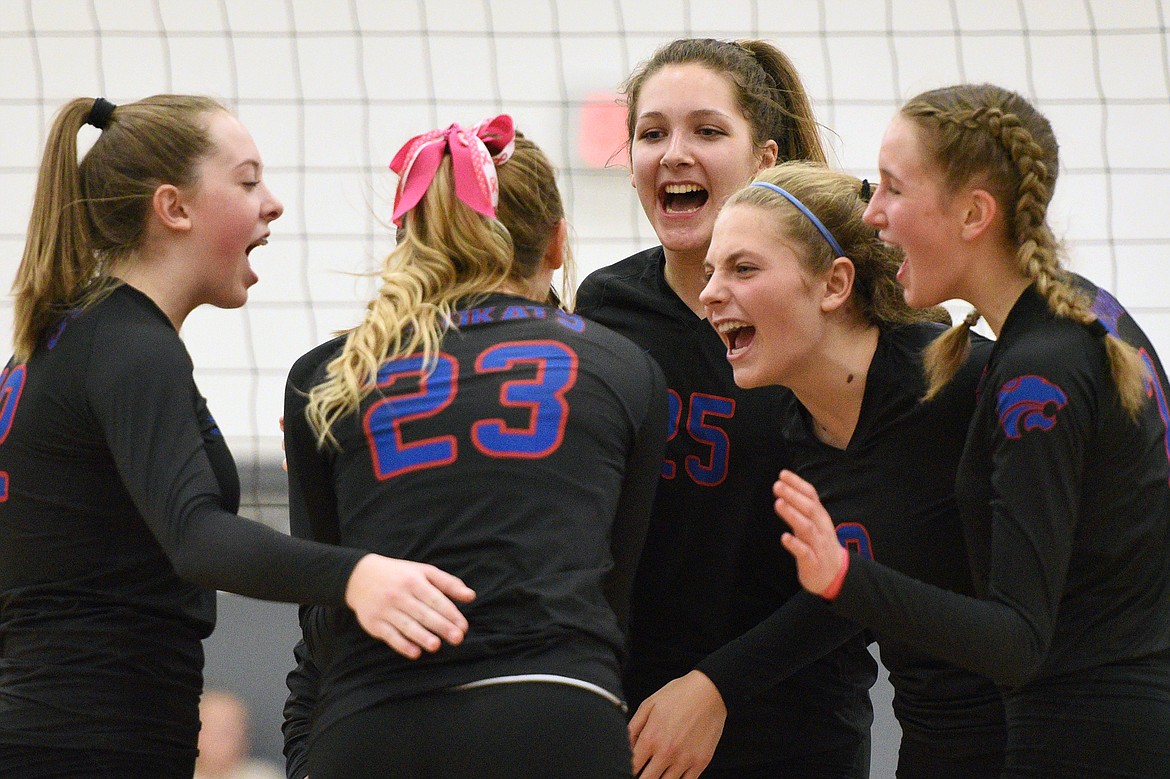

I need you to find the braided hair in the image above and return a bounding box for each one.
[905,84,1146,416]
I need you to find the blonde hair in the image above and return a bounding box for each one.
[905,84,1146,415]
[305,132,568,446]
[622,37,827,164]
[12,95,225,362]
[727,161,949,328]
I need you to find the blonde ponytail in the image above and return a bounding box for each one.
[304,132,567,447]
[13,99,100,363]
[922,310,979,402]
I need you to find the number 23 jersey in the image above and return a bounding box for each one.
[283,292,667,736]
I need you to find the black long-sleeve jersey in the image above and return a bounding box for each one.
[0,284,365,762]
[719,323,1004,768]
[282,292,667,745]
[576,247,876,769]
[833,279,1170,689]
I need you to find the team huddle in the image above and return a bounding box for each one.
[1,35,1168,779]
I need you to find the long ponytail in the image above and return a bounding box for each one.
[13,99,100,363]
[304,132,567,447]
[13,95,224,362]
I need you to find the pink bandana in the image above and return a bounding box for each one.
[390,114,516,227]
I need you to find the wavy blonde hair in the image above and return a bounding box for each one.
[906,84,1146,416]
[304,132,568,446]
[13,95,224,362]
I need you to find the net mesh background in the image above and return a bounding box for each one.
[3,0,1169,517]
[4,2,1169,770]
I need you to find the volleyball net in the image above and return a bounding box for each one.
[2,0,1168,522]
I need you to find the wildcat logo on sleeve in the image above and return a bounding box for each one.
[996,375,1068,439]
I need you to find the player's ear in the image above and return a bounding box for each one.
[820,256,855,313]
[959,187,998,242]
[152,183,192,233]
[757,140,779,172]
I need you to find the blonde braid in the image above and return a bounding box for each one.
[908,85,1147,415]
[991,102,1148,418]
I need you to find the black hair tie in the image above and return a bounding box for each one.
[859,179,872,202]
[86,97,117,130]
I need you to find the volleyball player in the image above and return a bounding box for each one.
[777,83,1170,778]
[0,96,475,776]
[576,38,875,778]
[282,118,667,778]
[700,161,1005,778]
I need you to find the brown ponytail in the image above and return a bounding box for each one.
[13,94,225,362]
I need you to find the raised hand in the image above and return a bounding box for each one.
[773,470,847,598]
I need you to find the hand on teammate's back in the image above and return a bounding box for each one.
[344,554,476,659]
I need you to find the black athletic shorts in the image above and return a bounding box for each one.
[310,680,632,779]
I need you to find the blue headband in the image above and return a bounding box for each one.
[750,181,846,258]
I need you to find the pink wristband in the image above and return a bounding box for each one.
[821,547,850,601]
